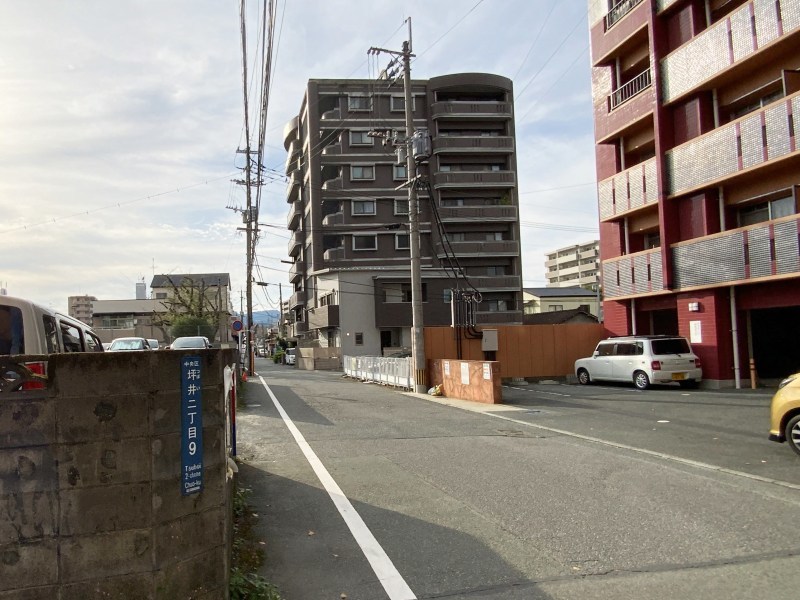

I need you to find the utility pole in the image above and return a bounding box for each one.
[278,283,284,338]
[369,18,427,393]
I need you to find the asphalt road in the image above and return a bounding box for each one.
[236,358,800,599]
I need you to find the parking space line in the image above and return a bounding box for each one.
[259,376,417,600]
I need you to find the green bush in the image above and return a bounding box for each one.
[170,315,215,338]
[272,350,284,364]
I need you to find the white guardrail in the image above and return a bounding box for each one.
[343,355,414,390]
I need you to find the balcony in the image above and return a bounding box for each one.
[609,68,651,111]
[665,92,800,197]
[285,139,301,175]
[432,171,516,190]
[661,1,798,103]
[322,176,343,191]
[286,172,300,204]
[321,107,341,121]
[289,289,306,309]
[672,215,800,290]
[289,260,304,284]
[430,101,512,120]
[597,157,658,220]
[432,136,514,154]
[287,232,301,257]
[287,201,302,230]
[308,304,340,329]
[324,247,345,261]
[282,116,299,151]
[434,240,520,257]
[437,205,517,222]
[467,275,522,291]
[288,320,309,337]
[602,248,664,299]
[322,212,344,226]
[605,0,645,30]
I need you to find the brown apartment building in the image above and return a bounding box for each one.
[283,74,523,357]
[590,0,800,386]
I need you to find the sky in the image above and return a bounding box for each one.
[0,0,598,314]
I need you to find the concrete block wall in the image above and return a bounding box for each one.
[0,349,235,599]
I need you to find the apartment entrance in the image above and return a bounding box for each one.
[750,306,800,379]
[380,328,403,355]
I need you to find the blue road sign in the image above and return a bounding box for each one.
[181,356,204,495]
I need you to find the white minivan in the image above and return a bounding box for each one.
[575,335,702,390]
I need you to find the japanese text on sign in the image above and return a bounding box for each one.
[181,356,204,495]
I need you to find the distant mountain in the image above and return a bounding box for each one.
[250,310,279,326]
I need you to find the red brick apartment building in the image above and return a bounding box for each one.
[589,0,800,386]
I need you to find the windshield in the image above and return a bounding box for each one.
[172,337,206,348]
[651,338,691,355]
[110,339,144,350]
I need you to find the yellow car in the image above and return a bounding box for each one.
[769,373,800,456]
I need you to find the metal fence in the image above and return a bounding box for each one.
[343,355,414,390]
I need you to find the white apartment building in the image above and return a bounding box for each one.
[545,240,599,291]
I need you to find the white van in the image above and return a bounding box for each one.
[284,347,296,366]
[575,335,702,390]
[0,296,104,355]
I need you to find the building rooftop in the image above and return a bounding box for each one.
[523,286,597,298]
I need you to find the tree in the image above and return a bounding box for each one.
[171,315,216,339]
[152,276,226,340]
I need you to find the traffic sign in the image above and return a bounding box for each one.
[232,319,243,332]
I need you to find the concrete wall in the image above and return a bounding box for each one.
[297,347,342,371]
[0,349,234,599]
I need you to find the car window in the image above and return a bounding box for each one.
[596,343,614,357]
[0,306,24,354]
[42,315,58,353]
[60,321,83,352]
[85,332,103,352]
[615,342,638,356]
[651,338,691,355]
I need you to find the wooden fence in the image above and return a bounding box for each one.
[424,324,606,379]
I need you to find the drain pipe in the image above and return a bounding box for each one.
[730,286,741,389]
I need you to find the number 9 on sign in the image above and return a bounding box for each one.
[189,441,197,456]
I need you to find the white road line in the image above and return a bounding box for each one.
[259,376,416,600]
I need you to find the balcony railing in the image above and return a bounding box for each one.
[609,68,652,111]
[467,275,522,290]
[434,240,520,257]
[437,205,518,222]
[597,156,658,220]
[605,0,645,30]
[289,290,306,309]
[288,233,301,257]
[666,92,800,196]
[430,101,512,120]
[322,212,344,226]
[286,172,300,204]
[308,305,340,330]
[287,202,302,230]
[602,248,664,299]
[289,260,304,283]
[432,171,516,189]
[672,215,800,290]
[324,247,345,261]
[475,310,524,324]
[432,136,514,154]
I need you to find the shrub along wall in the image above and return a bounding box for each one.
[0,349,234,599]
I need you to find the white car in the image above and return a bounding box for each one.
[575,335,702,390]
[284,348,296,365]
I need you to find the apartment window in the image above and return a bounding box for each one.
[393,164,407,180]
[155,292,167,299]
[390,95,415,112]
[351,199,376,215]
[394,199,409,215]
[352,234,377,251]
[486,266,506,276]
[440,198,464,207]
[348,95,371,111]
[446,232,466,242]
[548,305,564,312]
[486,300,508,312]
[738,192,795,227]
[320,292,336,306]
[486,232,504,241]
[395,233,410,250]
[644,232,661,249]
[355,332,364,345]
[351,165,375,181]
[443,289,452,303]
[349,130,373,146]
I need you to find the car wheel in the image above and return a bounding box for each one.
[577,368,591,385]
[785,414,800,457]
[633,371,650,390]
